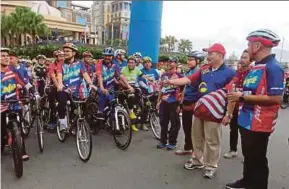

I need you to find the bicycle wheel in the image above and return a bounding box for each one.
[112,108,132,150]
[10,121,23,178]
[35,116,44,152]
[22,107,31,137]
[85,101,101,134]
[76,119,92,162]
[149,111,161,140]
[56,106,70,142]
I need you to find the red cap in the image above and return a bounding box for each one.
[202,43,226,56]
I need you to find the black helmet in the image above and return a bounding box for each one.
[187,51,205,62]
[103,47,114,56]
[168,56,179,63]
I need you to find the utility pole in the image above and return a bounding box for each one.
[280,36,285,63]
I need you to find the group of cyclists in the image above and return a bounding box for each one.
[1,28,289,188]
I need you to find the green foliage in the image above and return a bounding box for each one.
[1,6,50,47]
[11,44,104,59]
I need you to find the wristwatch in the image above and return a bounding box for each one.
[226,113,233,119]
[239,95,245,102]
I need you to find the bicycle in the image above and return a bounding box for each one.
[141,92,161,140]
[30,95,45,153]
[93,90,132,150]
[281,87,289,109]
[41,84,58,130]
[1,99,29,178]
[56,88,92,162]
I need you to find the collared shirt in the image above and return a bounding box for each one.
[188,63,235,96]
[235,67,251,90]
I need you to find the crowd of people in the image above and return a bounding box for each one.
[1,28,289,189]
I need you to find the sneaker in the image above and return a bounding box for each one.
[184,158,204,170]
[141,124,149,131]
[224,151,237,159]
[131,124,139,132]
[204,169,216,179]
[226,179,247,189]
[22,154,29,161]
[167,144,177,151]
[175,149,193,155]
[157,143,167,149]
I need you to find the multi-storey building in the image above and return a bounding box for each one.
[91,1,131,45]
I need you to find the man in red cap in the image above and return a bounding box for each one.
[164,43,235,179]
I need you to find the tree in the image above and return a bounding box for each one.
[160,37,168,52]
[1,15,13,46]
[164,35,178,52]
[178,39,193,53]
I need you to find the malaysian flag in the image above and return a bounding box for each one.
[194,88,227,123]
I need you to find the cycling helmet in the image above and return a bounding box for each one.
[83,51,93,57]
[246,29,280,47]
[115,49,126,56]
[168,56,179,63]
[63,42,78,51]
[103,47,114,56]
[36,54,47,60]
[143,56,152,63]
[187,51,205,62]
[133,52,142,58]
[53,50,64,57]
[127,55,136,62]
[1,47,10,53]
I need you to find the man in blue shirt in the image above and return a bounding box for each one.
[165,43,235,179]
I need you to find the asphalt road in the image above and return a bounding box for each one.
[2,109,289,189]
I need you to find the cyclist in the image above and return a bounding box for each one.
[285,66,289,89]
[33,54,48,97]
[156,56,184,150]
[56,43,97,132]
[121,55,156,131]
[225,29,284,189]
[25,60,33,81]
[175,51,204,156]
[138,56,160,131]
[45,50,65,130]
[113,49,127,71]
[1,47,39,160]
[133,52,144,70]
[9,51,30,84]
[83,51,96,79]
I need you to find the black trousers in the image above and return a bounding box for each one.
[181,106,194,151]
[240,127,270,189]
[47,86,57,123]
[229,109,239,152]
[160,101,181,145]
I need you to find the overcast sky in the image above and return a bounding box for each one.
[74,1,289,58]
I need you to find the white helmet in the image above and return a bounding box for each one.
[115,49,126,56]
[246,29,280,47]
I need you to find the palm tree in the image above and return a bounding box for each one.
[160,37,168,52]
[164,35,178,52]
[24,10,48,47]
[1,15,13,46]
[178,39,193,53]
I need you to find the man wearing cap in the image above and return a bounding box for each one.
[164,43,235,178]
[225,29,284,189]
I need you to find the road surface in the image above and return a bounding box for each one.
[2,109,289,189]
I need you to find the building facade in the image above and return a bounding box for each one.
[91,1,131,45]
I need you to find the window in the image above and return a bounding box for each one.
[124,2,128,10]
[115,4,118,12]
[112,5,114,12]
[119,12,121,18]
[120,2,123,11]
